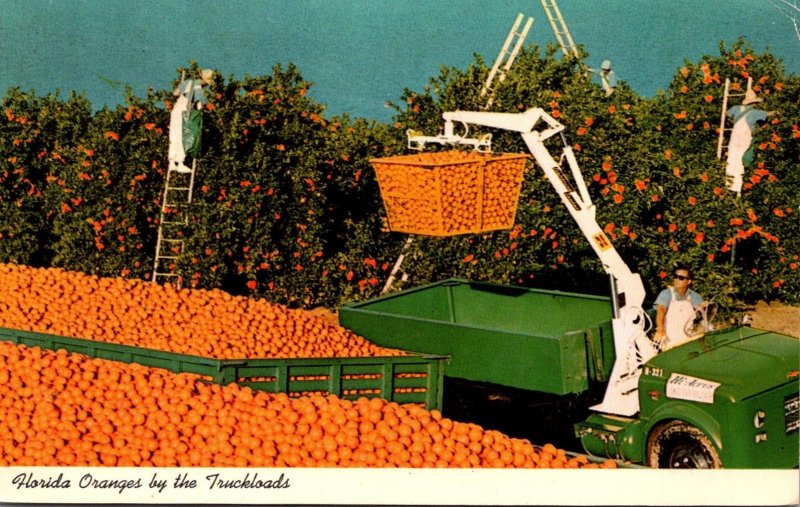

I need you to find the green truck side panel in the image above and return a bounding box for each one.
[0,327,446,410]
[339,279,616,395]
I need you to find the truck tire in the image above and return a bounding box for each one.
[646,420,722,469]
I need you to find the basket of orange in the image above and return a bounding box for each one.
[371,150,527,236]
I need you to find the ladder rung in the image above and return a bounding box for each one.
[166,186,191,191]
[155,254,180,260]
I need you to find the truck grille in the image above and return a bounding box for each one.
[785,393,800,434]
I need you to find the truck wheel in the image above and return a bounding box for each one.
[646,420,721,469]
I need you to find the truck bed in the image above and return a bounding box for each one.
[0,327,446,410]
[339,279,617,395]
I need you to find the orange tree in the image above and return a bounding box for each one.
[642,39,799,305]
[172,64,400,307]
[45,91,165,279]
[385,40,799,308]
[0,44,796,311]
[0,89,92,266]
[0,64,403,309]
[175,66,331,302]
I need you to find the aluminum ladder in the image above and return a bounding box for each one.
[480,13,534,109]
[540,0,579,59]
[716,76,751,266]
[152,158,197,286]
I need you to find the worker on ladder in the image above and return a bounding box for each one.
[724,87,773,193]
[169,69,213,174]
[587,60,617,96]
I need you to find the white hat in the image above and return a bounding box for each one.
[742,88,762,105]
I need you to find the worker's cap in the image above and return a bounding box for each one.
[742,88,762,105]
[601,60,612,70]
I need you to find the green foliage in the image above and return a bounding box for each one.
[387,38,799,307]
[0,90,93,265]
[0,39,796,314]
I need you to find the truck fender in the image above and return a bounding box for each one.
[644,402,723,455]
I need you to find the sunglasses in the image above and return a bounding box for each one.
[674,274,690,281]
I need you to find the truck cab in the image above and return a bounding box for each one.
[576,326,799,468]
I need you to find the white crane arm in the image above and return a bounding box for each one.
[440,108,657,416]
[442,109,645,311]
[443,108,564,140]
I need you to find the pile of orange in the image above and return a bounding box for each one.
[479,154,527,230]
[0,263,404,359]
[0,341,616,468]
[371,151,526,236]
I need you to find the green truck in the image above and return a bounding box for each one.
[356,106,799,468]
[339,278,799,469]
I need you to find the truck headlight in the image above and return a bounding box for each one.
[753,410,766,429]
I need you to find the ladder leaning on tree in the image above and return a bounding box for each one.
[152,72,209,287]
[151,158,197,286]
[716,76,752,163]
[540,0,579,59]
[715,76,752,266]
[480,13,534,110]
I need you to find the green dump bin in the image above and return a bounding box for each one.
[0,327,446,410]
[339,279,617,395]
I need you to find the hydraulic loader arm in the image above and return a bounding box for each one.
[442,109,645,311]
[441,108,658,416]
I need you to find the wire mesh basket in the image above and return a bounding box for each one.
[371,150,527,236]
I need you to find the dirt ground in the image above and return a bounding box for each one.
[747,300,800,337]
[308,300,800,337]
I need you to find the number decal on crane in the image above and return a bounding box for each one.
[593,233,612,251]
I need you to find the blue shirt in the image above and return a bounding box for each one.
[727,105,768,130]
[654,287,703,311]
[177,78,208,105]
[601,70,618,89]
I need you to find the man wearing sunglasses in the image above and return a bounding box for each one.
[653,266,706,350]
